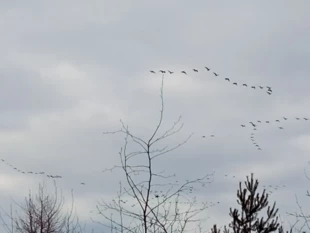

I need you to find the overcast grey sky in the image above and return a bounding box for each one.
[1,1,310,232]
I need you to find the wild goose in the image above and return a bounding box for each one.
[249,122,256,127]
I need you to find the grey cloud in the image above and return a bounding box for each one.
[0,1,310,232]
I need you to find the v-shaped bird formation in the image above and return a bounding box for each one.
[241,117,309,150]
[150,66,273,95]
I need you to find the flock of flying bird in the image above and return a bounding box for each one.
[150,66,273,95]
[201,117,309,151]
[0,65,306,208]
[241,117,309,151]
[0,158,86,185]
[150,66,309,152]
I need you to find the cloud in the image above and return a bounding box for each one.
[0,1,310,232]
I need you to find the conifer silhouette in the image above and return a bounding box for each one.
[211,173,292,233]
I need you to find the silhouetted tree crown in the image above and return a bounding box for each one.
[211,173,292,233]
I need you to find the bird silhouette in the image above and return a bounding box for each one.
[266,121,270,123]
[296,118,300,120]
[242,84,247,87]
[304,118,309,120]
[181,71,187,75]
[267,92,272,95]
[168,70,174,74]
[81,183,85,185]
[233,82,237,85]
[150,70,156,74]
[283,117,288,120]
[276,120,280,122]
[249,122,256,127]
[251,86,256,89]
[205,67,210,71]
[202,136,206,138]
[259,86,264,89]
[213,72,218,76]
[257,120,261,123]
[279,127,284,129]
[241,125,246,127]
[225,78,230,81]
[193,69,198,72]
[159,70,166,73]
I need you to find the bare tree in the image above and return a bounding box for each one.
[95,74,214,233]
[0,181,84,233]
[285,167,310,233]
[211,173,292,233]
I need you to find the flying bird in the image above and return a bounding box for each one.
[225,78,230,81]
[266,121,270,123]
[276,120,280,122]
[242,84,247,87]
[210,135,215,137]
[267,92,272,95]
[168,70,174,74]
[150,70,156,74]
[259,86,264,89]
[241,125,246,127]
[251,86,256,89]
[304,118,309,120]
[233,82,237,85]
[81,183,85,185]
[257,121,261,123]
[181,71,187,75]
[159,70,166,73]
[279,127,284,129]
[193,69,198,72]
[205,67,210,71]
[202,136,206,138]
[213,72,218,76]
[249,122,256,127]
[283,117,288,120]
[296,118,300,120]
